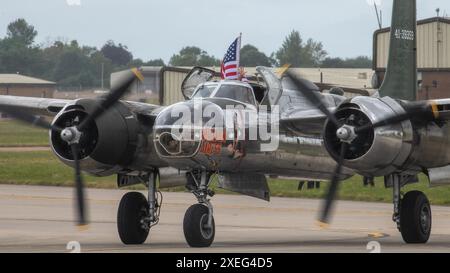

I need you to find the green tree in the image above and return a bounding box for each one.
[6,18,37,46]
[46,40,107,88]
[54,49,88,83]
[128,58,145,67]
[322,57,345,68]
[240,44,272,67]
[302,38,327,67]
[275,30,327,67]
[169,46,219,67]
[89,51,114,88]
[322,56,372,68]
[101,40,133,66]
[39,40,71,80]
[343,56,372,68]
[145,59,165,66]
[0,19,42,76]
[275,30,304,67]
[0,38,43,75]
[127,58,165,68]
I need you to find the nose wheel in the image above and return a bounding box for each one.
[183,171,216,248]
[183,204,215,247]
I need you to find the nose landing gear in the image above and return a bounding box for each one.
[183,171,216,248]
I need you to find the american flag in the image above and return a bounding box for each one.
[221,36,241,80]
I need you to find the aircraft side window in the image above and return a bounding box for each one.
[192,84,217,98]
[235,87,248,103]
[215,85,256,105]
[215,85,237,100]
[243,87,256,105]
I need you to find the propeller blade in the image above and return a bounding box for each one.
[285,70,340,127]
[77,68,144,131]
[0,106,62,132]
[70,144,87,227]
[318,142,348,225]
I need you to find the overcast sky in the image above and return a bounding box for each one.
[0,0,449,62]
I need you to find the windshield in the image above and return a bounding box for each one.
[192,84,218,98]
[214,85,256,105]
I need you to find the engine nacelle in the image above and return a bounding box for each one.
[324,96,415,177]
[50,99,139,176]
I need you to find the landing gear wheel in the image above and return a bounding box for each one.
[117,192,150,245]
[183,204,215,248]
[400,191,432,244]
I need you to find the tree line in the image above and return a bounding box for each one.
[0,19,372,89]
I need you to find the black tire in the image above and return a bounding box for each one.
[400,191,432,244]
[117,192,149,245]
[183,204,215,248]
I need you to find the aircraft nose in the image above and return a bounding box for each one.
[153,100,224,158]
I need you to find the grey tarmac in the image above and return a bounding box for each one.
[0,184,450,253]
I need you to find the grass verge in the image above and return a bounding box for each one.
[1,150,450,205]
[0,120,49,147]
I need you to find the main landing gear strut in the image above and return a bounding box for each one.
[117,170,161,245]
[184,171,216,248]
[387,174,432,244]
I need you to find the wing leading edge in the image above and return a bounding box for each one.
[0,95,71,116]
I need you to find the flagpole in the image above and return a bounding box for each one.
[238,32,242,79]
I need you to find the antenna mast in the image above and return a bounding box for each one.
[374,3,382,29]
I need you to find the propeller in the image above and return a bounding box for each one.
[0,68,144,228]
[284,70,346,226]
[318,142,347,225]
[70,143,86,226]
[283,70,440,226]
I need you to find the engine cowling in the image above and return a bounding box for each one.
[323,96,415,177]
[50,99,139,176]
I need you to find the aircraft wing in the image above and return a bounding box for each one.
[122,100,164,123]
[281,97,450,137]
[0,95,163,119]
[0,95,71,116]
[315,82,371,96]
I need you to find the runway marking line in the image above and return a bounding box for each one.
[368,232,390,239]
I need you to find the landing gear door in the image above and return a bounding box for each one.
[181,67,216,100]
[257,66,283,107]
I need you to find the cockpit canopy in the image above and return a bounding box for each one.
[191,82,257,106]
[182,66,286,108]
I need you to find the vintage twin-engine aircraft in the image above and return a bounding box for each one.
[1,0,450,247]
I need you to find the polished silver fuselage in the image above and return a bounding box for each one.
[151,87,353,181]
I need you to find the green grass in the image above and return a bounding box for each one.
[0,119,449,204]
[1,150,450,205]
[267,176,450,205]
[0,150,116,188]
[0,120,49,147]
